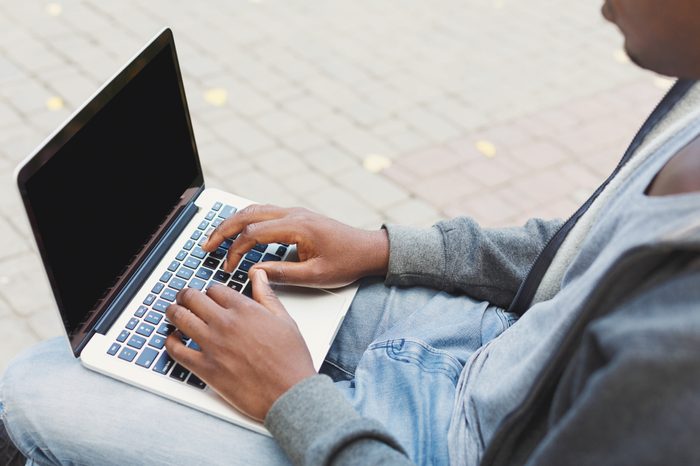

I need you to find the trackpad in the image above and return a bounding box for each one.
[274,284,358,370]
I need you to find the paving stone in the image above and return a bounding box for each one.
[26,308,63,340]
[384,197,442,227]
[334,167,409,210]
[0,317,39,374]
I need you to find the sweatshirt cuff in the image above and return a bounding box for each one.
[265,375,361,464]
[383,224,446,288]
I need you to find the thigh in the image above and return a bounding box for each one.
[335,292,517,466]
[320,277,445,381]
[0,338,289,466]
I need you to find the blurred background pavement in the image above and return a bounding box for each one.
[0,0,670,371]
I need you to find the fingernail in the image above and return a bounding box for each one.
[257,269,268,284]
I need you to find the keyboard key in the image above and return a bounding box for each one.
[157,323,175,336]
[183,239,195,251]
[213,270,231,283]
[107,342,121,356]
[118,347,137,362]
[176,267,194,280]
[219,205,236,219]
[127,334,146,349]
[197,220,209,230]
[136,323,155,337]
[210,248,227,260]
[212,202,222,211]
[189,278,206,290]
[169,277,186,290]
[152,300,170,313]
[232,270,248,283]
[212,218,223,227]
[186,373,207,389]
[151,282,165,294]
[136,348,159,369]
[143,294,156,306]
[242,283,253,298]
[187,340,202,352]
[184,257,201,269]
[205,227,215,237]
[253,244,267,253]
[227,281,243,291]
[245,250,262,262]
[175,250,188,261]
[276,245,288,256]
[195,268,213,280]
[148,335,166,349]
[262,253,281,262]
[191,247,207,259]
[170,364,190,382]
[167,261,179,272]
[203,257,220,269]
[221,239,233,249]
[191,230,202,240]
[161,288,177,302]
[159,271,172,283]
[145,311,163,325]
[152,351,175,374]
[238,260,254,272]
[197,236,208,246]
[205,211,215,221]
[126,317,139,330]
[134,305,148,318]
[117,330,130,342]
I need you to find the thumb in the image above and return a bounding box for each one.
[251,260,315,286]
[250,268,288,318]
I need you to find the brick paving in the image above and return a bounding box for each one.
[0,0,670,371]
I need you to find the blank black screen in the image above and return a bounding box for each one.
[25,45,200,336]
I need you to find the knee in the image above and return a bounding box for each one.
[0,337,75,462]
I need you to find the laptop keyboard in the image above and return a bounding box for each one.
[105,202,288,390]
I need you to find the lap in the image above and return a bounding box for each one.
[0,280,516,466]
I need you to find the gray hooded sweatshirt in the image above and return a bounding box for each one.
[264,80,700,466]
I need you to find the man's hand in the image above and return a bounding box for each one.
[202,204,389,288]
[164,269,315,421]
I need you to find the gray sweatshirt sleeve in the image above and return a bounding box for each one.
[384,217,564,308]
[265,375,412,466]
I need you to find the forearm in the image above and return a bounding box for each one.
[383,217,564,308]
[265,375,411,466]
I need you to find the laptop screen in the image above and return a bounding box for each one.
[19,33,202,342]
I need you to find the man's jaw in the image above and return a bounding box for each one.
[601,0,615,22]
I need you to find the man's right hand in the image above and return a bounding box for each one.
[202,204,390,288]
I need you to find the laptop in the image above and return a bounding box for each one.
[14,28,358,435]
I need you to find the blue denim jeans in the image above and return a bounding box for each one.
[0,279,517,466]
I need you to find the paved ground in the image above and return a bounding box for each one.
[0,0,670,372]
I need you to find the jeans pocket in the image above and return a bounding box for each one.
[377,338,464,385]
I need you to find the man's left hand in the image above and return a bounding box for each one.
[165,269,316,421]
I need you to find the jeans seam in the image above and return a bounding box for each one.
[371,338,463,383]
[322,357,355,379]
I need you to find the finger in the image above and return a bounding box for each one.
[223,218,298,272]
[203,204,287,252]
[165,333,206,371]
[250,260,319,287]
[166,303,210,343]
[205,283,245,309]
[175,287,223,323]
[250,269,288,318]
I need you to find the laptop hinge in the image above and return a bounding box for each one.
[74,196,201,356]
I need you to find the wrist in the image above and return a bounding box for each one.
[361,228,389,277]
